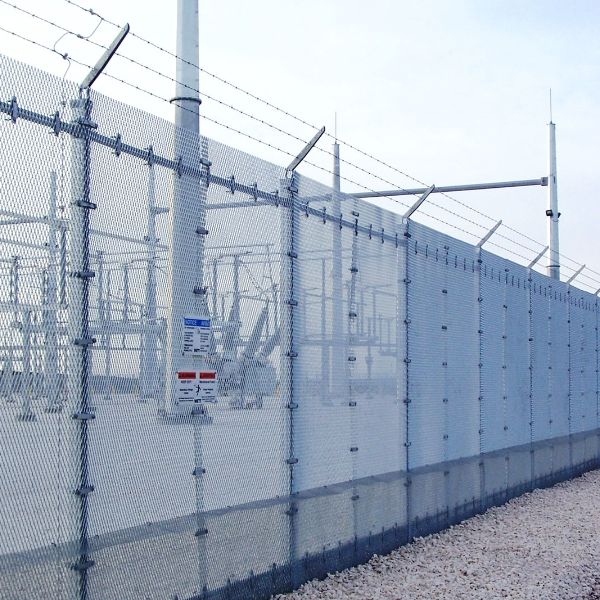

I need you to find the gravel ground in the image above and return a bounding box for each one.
[276,470,600,600]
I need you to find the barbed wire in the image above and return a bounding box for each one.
[0,13,596,284]
[8,0,571,263]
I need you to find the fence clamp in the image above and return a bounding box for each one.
[286,351,298,358]
[113,134,122,157]
[77,117,98,130]
[194,528,209,537]
[8,96,18,123]
[146,145,155,167]
[192,467,206,477]
[339,213,343,230]
[75,485,95,496]
[285,506,298,516]
[369,224,373,239]
[381,228,385,243]
[196,226,209,236]
[285,298,298,306]
[74,337,96,347]
[71,559,95,572]
[193,286,208,296]
[322,206,327,224]
[250,182,258,201]
[73,411,95,421]
[287,250,298,259]
[74,270,95,280]
[287,402,298,410]
[286,457,298,465]
[51,111,61,136]
[176,156,183,178]
[76,199,97,210]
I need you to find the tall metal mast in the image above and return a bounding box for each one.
[547,97,560,280]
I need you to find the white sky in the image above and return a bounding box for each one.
[1,0,599,287]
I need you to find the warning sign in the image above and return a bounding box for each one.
[183,316,211,358]
[175,370,218,408]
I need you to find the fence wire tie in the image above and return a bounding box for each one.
[50,111,61,136]
[8,96,18,123]
[146,145,154,167]
[339,213,343,230]
[381,227,385,243]
[250,182,258,201]
[322,206,326,224]
[369,224,373,239]
[113,134,122,157]
[228,174,235,194]
[176,156,183,178]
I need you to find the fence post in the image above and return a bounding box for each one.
[402,218,412,538]
[68,94,95,597]
[476,246,485,508]
[527,267,535,487]
[280,172,301,588]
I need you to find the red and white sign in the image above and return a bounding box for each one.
[175,370,217,408]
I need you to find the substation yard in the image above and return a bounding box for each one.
[276,470,600,600]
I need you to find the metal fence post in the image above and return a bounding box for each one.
[476,246,485,507]
[68,94,96,598]
[402,218,412,538]
[280,173,301,588]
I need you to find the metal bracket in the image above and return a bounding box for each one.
[73,412,95,421]
[76,199,97,210]
[146,145,154,167]
[8,96,18,123]
[74,337,96,347]
[51,111,61,136]
[113,134,122,157]
[77,117,98,129]
[75,485,95,496]
[71,559,95,572]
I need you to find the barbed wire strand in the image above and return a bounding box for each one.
[1,18,597,286]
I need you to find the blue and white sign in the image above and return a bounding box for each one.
[183,315,211,357]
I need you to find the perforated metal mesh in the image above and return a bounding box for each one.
[1,54,600,600]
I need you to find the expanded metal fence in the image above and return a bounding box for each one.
[1,54,599,600]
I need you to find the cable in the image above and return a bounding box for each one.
[0,18,594,275]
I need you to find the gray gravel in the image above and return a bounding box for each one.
[276,470,600,599]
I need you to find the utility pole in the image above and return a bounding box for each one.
[164,0,210,415]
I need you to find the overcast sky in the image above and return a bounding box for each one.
[1,0,599,288]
